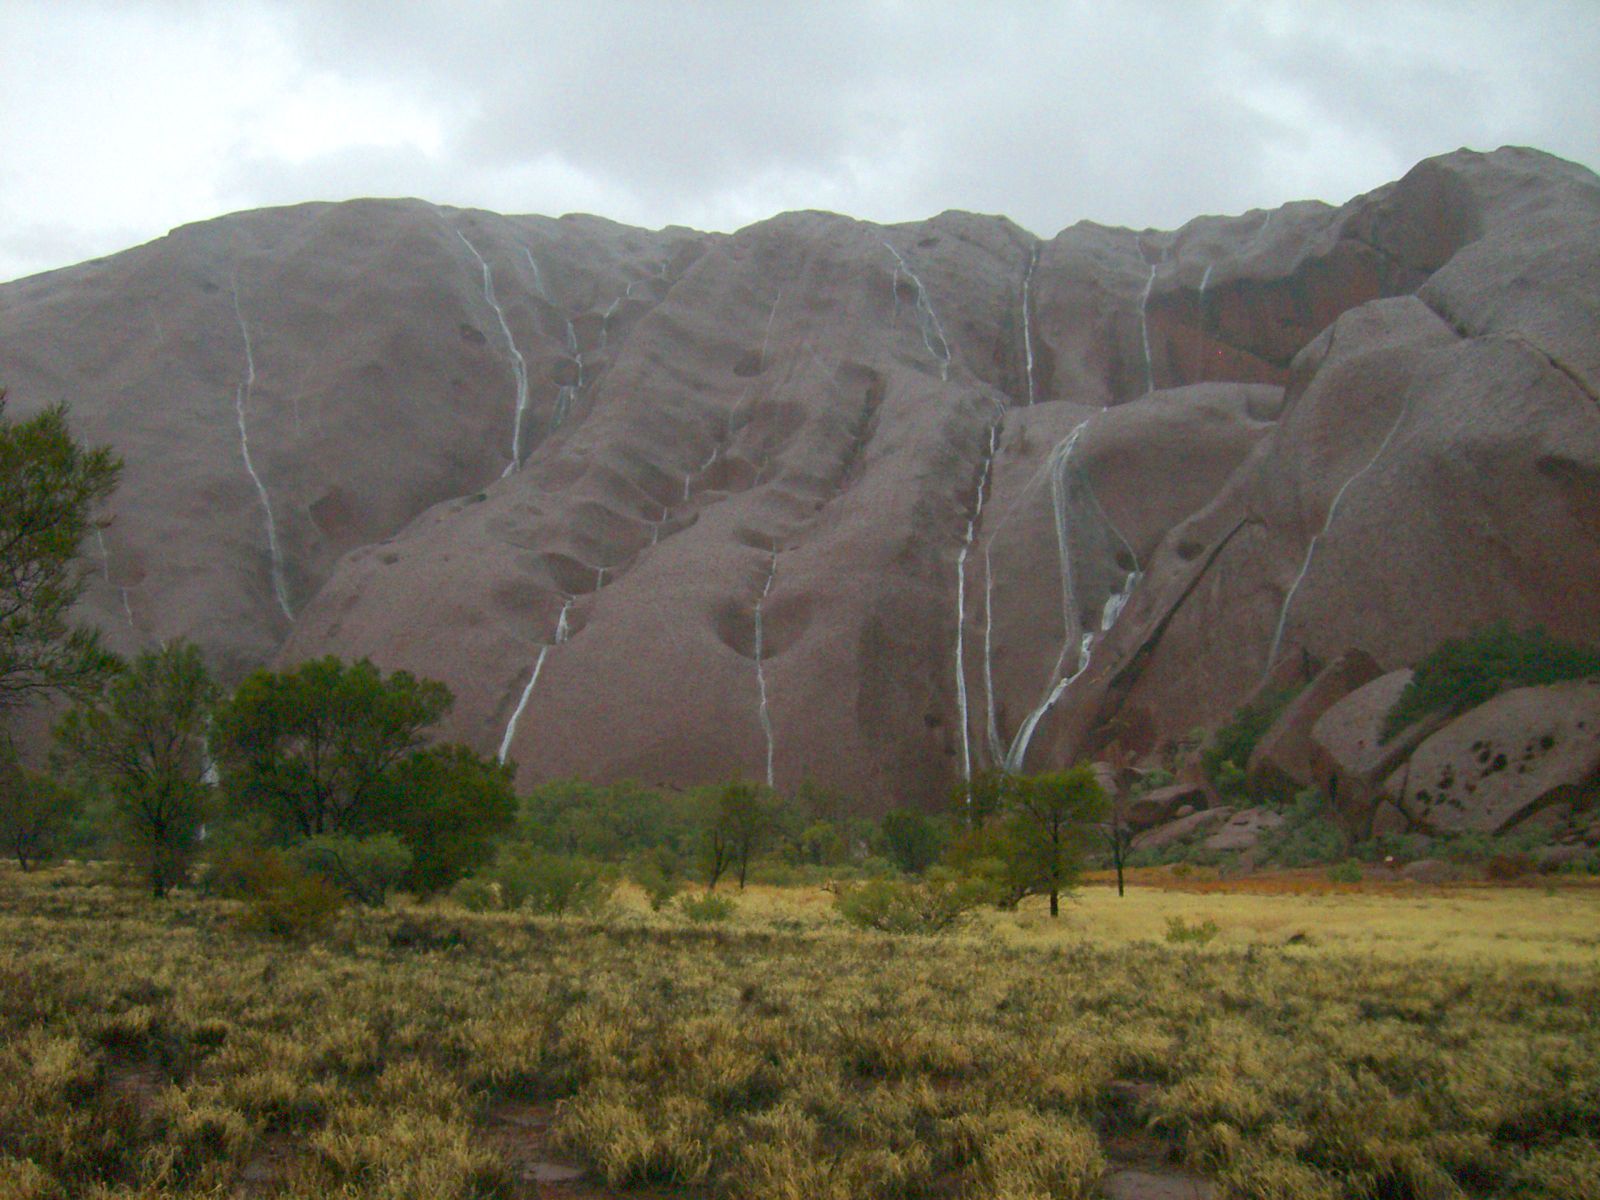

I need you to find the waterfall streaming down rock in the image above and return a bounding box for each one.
[997,416,1142,773]
[1021,248,1039,404]
[95,529,137,633]
[456,231,531,474]
[1138,262,1157,395]
[230,276,293,623]
[753,552,779,787]
[1267,394,1413,670]
[955,423,1000,787]
[498,598,574,764]
[883,242,952,380]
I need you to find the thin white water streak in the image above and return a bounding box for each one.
[231,277,293,622]
[753,552,779,787]
[1001,419,1100,774]
[521,246,551,302]
[498,598,574,763]
[456,231,531,475]
[95,529,137,633]
[1138,263,1157,395]
[1022,249,1039,404]
[1267,397,1411,668]
[955,424,1000,784]
[760,292,782,372]
[883,242,952,380]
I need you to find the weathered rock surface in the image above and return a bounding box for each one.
[1308,671,1424,838]
[1247,649,1384,798]
[3,146,1598,810]
[1202,806,1286,852]
[1397,680,1600,834]
[1131,806,1233,853]
[1122,782,1210,831]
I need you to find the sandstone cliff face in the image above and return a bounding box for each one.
[2,147,1596,810]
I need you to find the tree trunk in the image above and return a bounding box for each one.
[1049,887,1059,917]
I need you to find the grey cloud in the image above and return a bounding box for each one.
[4,0,1600,281]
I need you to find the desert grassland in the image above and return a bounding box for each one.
[1,868,1598,1200]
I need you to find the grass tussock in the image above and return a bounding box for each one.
[0,864,1597,1198]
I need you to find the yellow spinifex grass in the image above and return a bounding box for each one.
[1,863,1597,1199]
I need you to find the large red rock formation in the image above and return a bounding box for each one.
[2,147,1597,812]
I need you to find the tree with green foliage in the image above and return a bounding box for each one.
[698,778,777,890]
[380,743,516,895]
[1007,766,1108,916]
[0,391,122,717]
[877,807,946,875]
[213,657,511,895]
[1383,622,1600,741]
[54,641,216,897]
[0,750,79,871]
[517,776,697,861]
[213,657,451,838]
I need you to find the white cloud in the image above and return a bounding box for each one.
[2,0,1598,282]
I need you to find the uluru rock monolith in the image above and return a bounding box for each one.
[3,146,1597,812]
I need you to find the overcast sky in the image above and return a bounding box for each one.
[3,0,1598,284]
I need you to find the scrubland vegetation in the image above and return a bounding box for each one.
[6,381,1600,1199]
[3,864,1599,1199]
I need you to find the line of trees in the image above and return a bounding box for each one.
[0,392,1113,918]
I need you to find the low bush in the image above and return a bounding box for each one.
[833,875,987,935]
[678,890,737,923]
[1258,789,1348,867]
[448,877,498,913]
[1164,915,1220,944]
[1383,622,1600,741]
[492,848,614,915]
[1326,860,1364,884]
[231,848,344,938]
[292,833,412,907]
[1201,685,1301,799]
[628,847,682,911]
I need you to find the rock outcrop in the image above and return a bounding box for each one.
[1307,671,1426,838]
[1247,649,1384,799]
[3,146,1597,811]
[1396,680,1600,834]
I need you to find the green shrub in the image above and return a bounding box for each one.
[291,833,412,907]
[678,891,737,923]
[493,848,615,915]
[449,877,499,912]
[1201,686,1301,798]
[1164,915,1219,944]
[1383,622,1600,741]
[1327,860,1364,884]
[833,875,987,935]
[1258,789,1348,867]
[232,848,344,938]
[629,847,683,911]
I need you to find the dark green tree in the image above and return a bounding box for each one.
[54,641,216,897]
[379,743,515,895]
[0,749,80,871]
[877,807,946,875]
[698,778,777,890]
[0,392,122,716]
[212,657,451,838]
[214,657,512,895]
[1008,765,1109,917]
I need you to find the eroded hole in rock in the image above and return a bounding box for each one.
[713,592,812,661]
[544,553,604,596]
[459,323,487,346]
